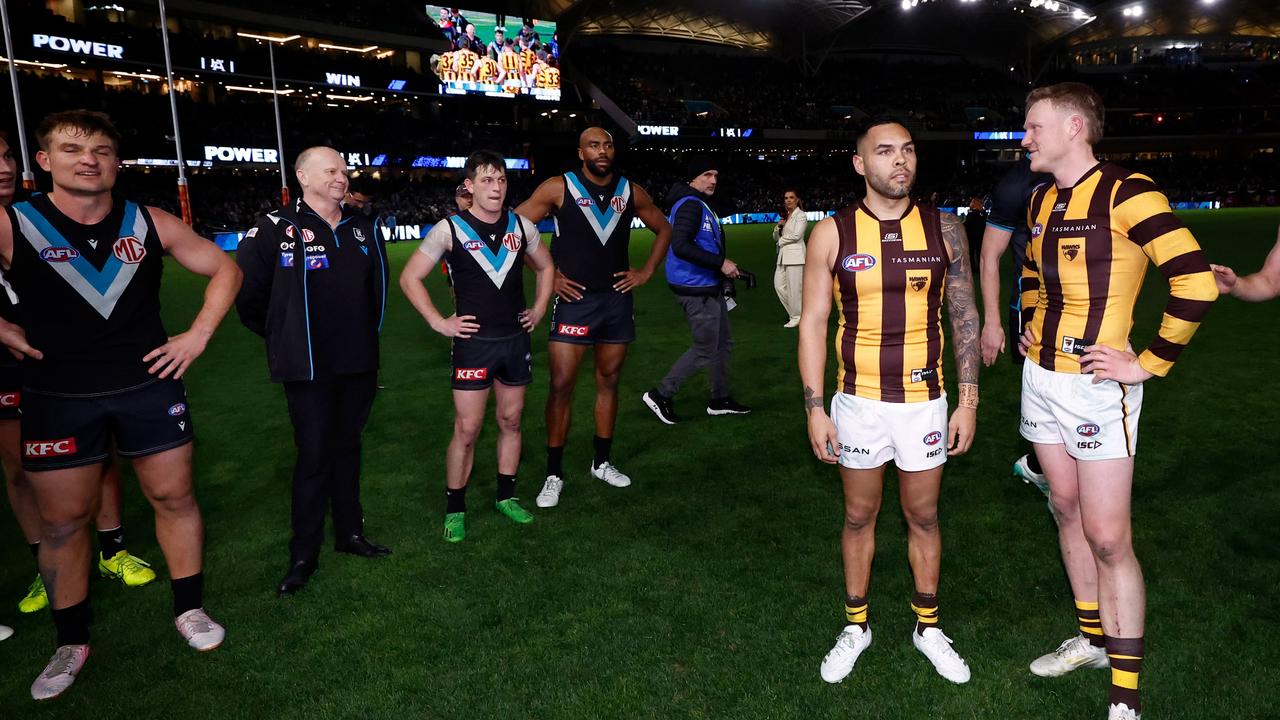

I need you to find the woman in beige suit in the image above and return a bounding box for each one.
[774,189,808,327]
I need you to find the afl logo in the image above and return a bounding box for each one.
[502,232,521,251]
[40,247,79,263]
[923,431,943,446]
[842,253,876,272]
[575,198,593,207]
[610,196,627,213]
[1032,223,1043,237]
[112,236,147,264]
[168,403,187,417]
[1076,423,1101,437]
[463,240,485,252]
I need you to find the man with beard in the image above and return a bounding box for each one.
[514,127,671,508]
[799,117,979,687]
[0,110,240,699]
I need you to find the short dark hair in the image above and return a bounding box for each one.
[463,150,506,181]
[37,110,121,152]
[853,115,912,152]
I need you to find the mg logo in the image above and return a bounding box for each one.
[502,232,521,251]
[112,236,147,264]
[842,253,876,272]
[610,196,627,213]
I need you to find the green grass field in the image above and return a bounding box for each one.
[1,209,1277,718]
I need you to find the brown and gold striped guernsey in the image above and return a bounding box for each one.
[832,201,949,403]
[1020,162,1217,376]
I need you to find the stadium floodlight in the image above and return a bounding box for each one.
[1072,8,1087,19]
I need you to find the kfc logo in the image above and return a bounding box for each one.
[40,247,79,263]
[842,253,876,272]
[24,438,77,458]
[502,232,521,252]
[112,236,147,264]
[455,368,488,381]
[558,323,589,337]
[0,392,18,408]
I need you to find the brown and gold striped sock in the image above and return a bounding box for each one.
[1105,635,1145,713]
[1076,599,1106,647]
[844,595,868,631]
[911,592,939,635]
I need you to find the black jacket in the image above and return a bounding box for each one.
[664,183,725,297]
[235,199,389,383]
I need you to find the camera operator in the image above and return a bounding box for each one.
[642,157,751,424]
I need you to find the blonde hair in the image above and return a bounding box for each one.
[1026,82,1105,145]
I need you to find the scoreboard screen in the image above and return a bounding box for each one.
[425,7,560,101]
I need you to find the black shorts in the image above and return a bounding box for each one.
[451,333,533,390]
[0,364,20,421]
[20,380,194,471]
[548,290,635,345]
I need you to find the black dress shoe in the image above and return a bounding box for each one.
[334,535,392,557]
[276,558,318,597]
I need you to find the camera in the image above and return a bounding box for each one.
[721,269,757,299]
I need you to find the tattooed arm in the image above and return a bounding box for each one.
[941,212,979,456]
[798,217,840,464]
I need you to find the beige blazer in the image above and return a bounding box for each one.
[773,209,808,265]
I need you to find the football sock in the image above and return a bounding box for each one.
[911,592,940,635]
[171,572,203,617]
[98,525,126,559]
[496,473,516,502]
[446,486,468,514]
[1106,635,1145,713]
[1076,599,1106,647]
[844,595,869,631]
[1026,450,1043,475]
[592,435,612,468]
[52,598,92,647]
[546,445,564,478]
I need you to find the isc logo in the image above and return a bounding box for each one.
[923,431,943,446]
[455,368,488,381]
[24,438,77,457]
[558,323,589,337]
[1076,423,1101,437]
[40,247,79,262]
[842,253,876,272]
[463,240,485,251]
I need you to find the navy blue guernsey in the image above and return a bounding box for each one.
[552,170,636,291]
[445,210,531,339]
[5,193,167,395]
[987,157,1052,309]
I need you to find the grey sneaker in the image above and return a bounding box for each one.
[176,608,225,652]
[31,644,90,700]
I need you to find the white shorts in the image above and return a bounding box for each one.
[1019,360,1143,461]
[830,391,949,472]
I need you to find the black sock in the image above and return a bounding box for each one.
[52,598,93,647]
[546,445,564,478]
[592,435,612,469]
[496,473,516,501]
[1026,451,1043,475]
[97,525,126,559]
[29,541,40,558]
[171,572,204,617]
[446,486,468,514]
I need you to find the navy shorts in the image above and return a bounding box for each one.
[0,365,20,420]
[20,379,194,471]
[548,290,635,345]
[451,333,533,390]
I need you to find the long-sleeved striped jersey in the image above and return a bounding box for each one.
[1020,162,1218,377]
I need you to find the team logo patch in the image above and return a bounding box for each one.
[842,253,876,272]
[463,240,485,252]
[576,198,594,207]
[280,252,295,268]
[40,247,79,263]
[455,367,488,381]
[306,254,330,270]
[1061,335,1088,355]
[112,236,147,264]
[0,392,19,408]
[168,403,187,417]
[502,232,521,251]
[1062,244,1081,261]
[1053,202,1068,212]
[909,275,928,291]
[610,196,627,213]
[910,368,937,383]
[1032,223,1043,237]
[1076,423,1101,437]
[245,227,259,239]
[882,232,902,243]
[353,227,365,242]
[24,437,77,458]
[557,323,589,337]
[302,229,316,243]
[923,431,943,446]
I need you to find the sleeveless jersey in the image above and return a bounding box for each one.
[551,171,636,292]
[5,194,167,395]
[832,201,949,403]
[445,209,530,339]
